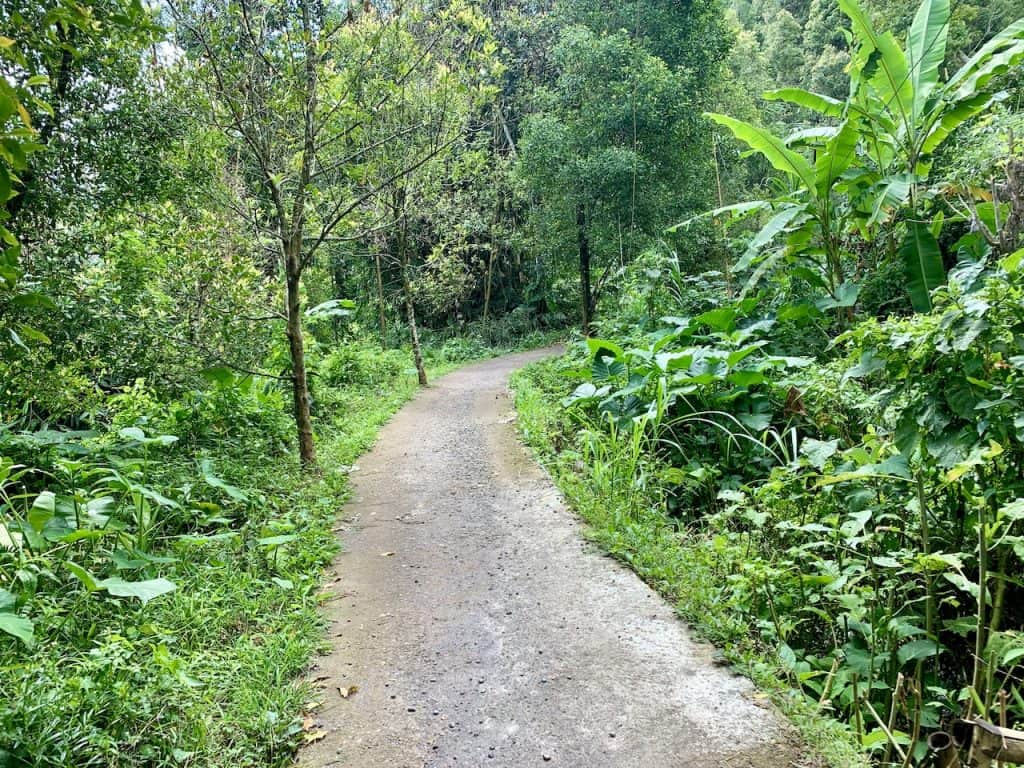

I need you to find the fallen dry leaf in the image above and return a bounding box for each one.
[303,730,327,744]
[338,685,359,699]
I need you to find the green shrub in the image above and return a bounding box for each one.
[317,344,406,388]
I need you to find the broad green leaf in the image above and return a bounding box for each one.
[305,298,356,318]
[97,577,176,604]
[66,561,100,592]
[257,534,298,547]
[734,205,804,272]
[28,490,55,533]
[801,438,840,470]
[200,367,235,386]
[901,221,946,312]
[1001,247,1024,274]
[785,126,839,146]
[667,200,770,231]
[118,426,147,441]
[591,355,626,382]
[865,174,915,227]
[907,0,950,120]
[200,459,250,503]
[727,370,766,387]
[705,113,816,194]
[586,338,625,362]
[740,246,788,298]
[15,324,50,345]
[9,291,56,310]
[695,307,737,332]
[898,638,941,665]
[921,93,1001,155]
[815,119,861,195]
[0,612,34,648]
[817,281,861,311]
[841,0,913,131]
[763,88,845,118]
[946,19,1024,100]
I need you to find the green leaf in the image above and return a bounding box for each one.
[907,0,950,121]
[97,577,176,604]
[801,438,840,470]
[763,88,845,118]
[815,119,861,195]
[592,355,626,382]
[9,291,56,310]
[118,427,147,442]
[705,113,816,194]
[28,490,55,533]
[257,534,298,547]
[865,174,915,227]
[902,222,946,312]
[946,19,1024,101]
[200,459,250,503]
[695,307,737,332]
[922,93,1001,155]
[65,561,100,592]
[667,200,771,232]
[200,367,235,387]
[0,612,34,648]
[817,282,861,311]
[586,338,625,361]
[1001,247,1024,274]
[734,206,804,272]
[841,0,913,130]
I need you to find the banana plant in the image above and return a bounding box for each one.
[772,0,1024,311]
[671,115,864,309]
[682,0,1024,313]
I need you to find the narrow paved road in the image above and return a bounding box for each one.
[298,348,809,768]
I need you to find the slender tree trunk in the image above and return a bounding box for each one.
[397,209,427,387]
[577,202,593,335]
[374,249,387,349]
[483,246,495,322]
[285,240,316,466]
[401,268,428,387]
[483,219,497,323]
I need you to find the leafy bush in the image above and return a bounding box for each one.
[317,344,407,388]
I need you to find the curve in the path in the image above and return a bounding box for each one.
[297,347,809,768]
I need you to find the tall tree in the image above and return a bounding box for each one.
[167,1,485,464]
[518,16,721,331]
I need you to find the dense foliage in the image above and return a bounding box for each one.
[515,0,1024,765]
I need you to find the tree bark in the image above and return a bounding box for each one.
[374,249,387,349]
[577,203,593,335]
[285,239,317,466]
[401,268,428,387]
[397,204,427,387]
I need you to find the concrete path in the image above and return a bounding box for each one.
[297,348,809,768]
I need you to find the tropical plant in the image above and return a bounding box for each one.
[684,0,1024,313]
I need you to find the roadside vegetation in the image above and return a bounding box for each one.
[514,0,1024,764]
